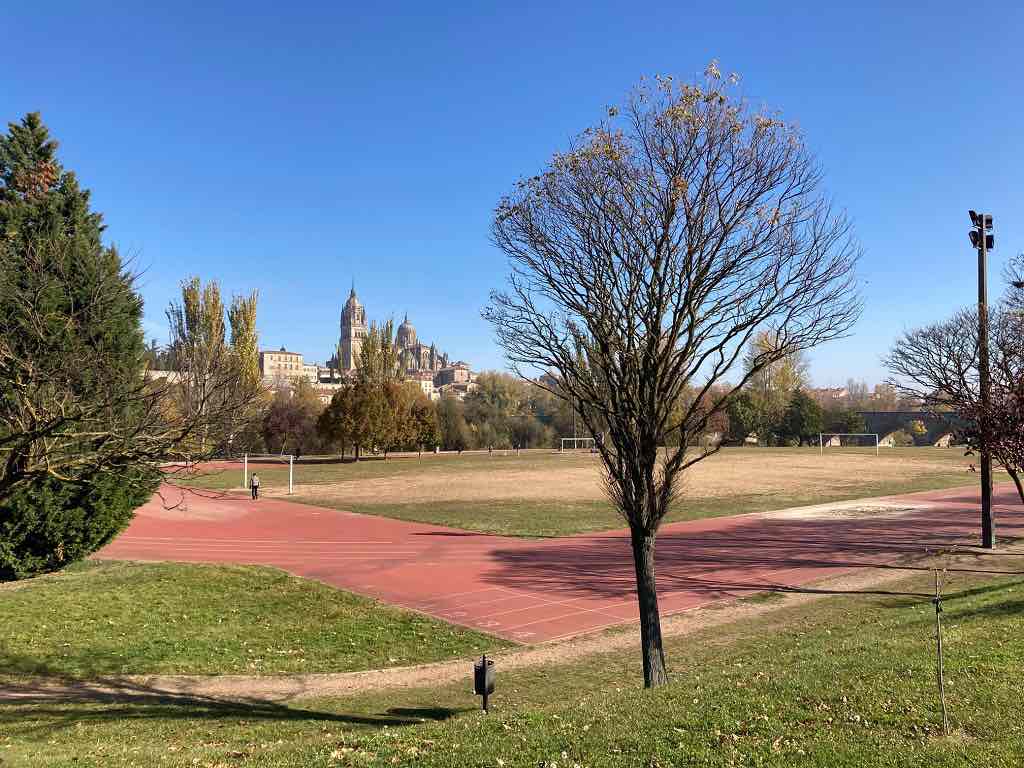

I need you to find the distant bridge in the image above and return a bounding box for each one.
[856,411,969,447]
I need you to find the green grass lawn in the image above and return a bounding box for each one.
[3,567,1022,766]
[0,561,507,677]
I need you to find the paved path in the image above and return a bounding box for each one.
[95,484,1023,643]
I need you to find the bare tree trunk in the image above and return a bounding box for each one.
[631,528,668,688]
[1008,467,1024,505]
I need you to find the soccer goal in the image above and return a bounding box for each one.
[818,433,879,457]
[560,437,596,452]
[241,453,295,494]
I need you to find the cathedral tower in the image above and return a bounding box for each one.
[339,284,367,371]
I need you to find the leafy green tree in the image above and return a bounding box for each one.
[823,408,867,435]
[411,394,440,455]
[262,378,324,456]
[0,113,158,578]
[725,391,759,444]
[378,382,423,459]
[778,389,824,446]
[438,396,471,452]
[318,383,357,458]
[358,320,400,387]
[743,331,809,440]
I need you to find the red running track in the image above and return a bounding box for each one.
[95,484,1023,643]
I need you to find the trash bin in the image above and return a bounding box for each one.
[474,655,495,696]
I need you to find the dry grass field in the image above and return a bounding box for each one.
[185,447,998,536]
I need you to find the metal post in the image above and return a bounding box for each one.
[482,654,489,713]
[288,455,294,495]
[978,226,994,549]
[243,453,248,489]
[933,571,949,735]
[819,433,823,456]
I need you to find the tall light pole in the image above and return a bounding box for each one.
[968,210,995,549]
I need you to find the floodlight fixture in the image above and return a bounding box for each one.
[968,211,995,251]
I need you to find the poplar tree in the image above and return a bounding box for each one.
[166,278,262,455]
[228,291,260,391]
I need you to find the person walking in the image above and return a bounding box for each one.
[250,473,260,500]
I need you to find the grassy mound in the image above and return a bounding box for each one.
[0,560,507,677]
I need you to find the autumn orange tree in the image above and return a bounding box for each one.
[485,65,861,687]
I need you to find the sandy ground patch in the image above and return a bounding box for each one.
[277,450,975,507]
[766,500,929,520]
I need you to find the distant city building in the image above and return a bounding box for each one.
[809,386,849,403]
[259,347,318,386]
[437,380,478,401]
[313,381,345,405]
[436,361,472,387]
[407,369,438,400]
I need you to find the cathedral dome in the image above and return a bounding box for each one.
[396,313,417,348]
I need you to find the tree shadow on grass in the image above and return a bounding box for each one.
[0,655,466,738]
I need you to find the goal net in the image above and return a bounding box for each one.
[560,437,596,452]
[818,433,879,456]
[241,453,295,494]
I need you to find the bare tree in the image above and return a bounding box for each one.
[484,66,861,687]
[886,293,1024,507]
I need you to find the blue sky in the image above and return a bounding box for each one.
[6,1,1022,385]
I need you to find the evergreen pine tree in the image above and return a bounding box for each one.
[0,113,158,579]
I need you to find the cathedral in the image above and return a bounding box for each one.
[338,285,450,375]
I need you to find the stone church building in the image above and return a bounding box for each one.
[338,285,449,375]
